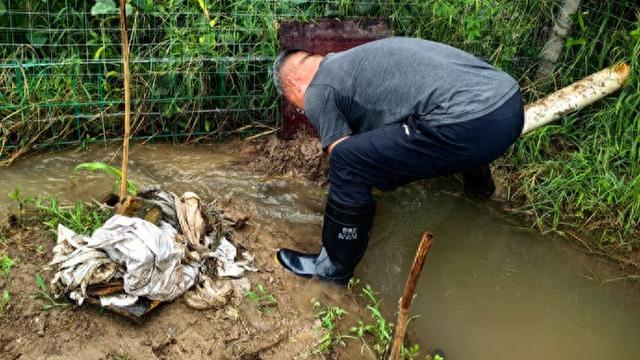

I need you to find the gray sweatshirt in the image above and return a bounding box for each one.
[303,37,519,148]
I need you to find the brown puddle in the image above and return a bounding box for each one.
[2,142,640,359]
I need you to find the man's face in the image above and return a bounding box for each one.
[281,52,314,106]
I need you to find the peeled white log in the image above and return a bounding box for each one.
[522,62,631,134]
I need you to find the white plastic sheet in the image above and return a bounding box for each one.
[49,191,255,309]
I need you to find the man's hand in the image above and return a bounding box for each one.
[327,136,350,155]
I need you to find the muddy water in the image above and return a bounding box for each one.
[2,143,640,359]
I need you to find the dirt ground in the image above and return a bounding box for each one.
[0,199,368,360]
[241,133,329,185]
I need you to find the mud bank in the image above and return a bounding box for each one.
[241,133,329,185]
[0,207,366,360]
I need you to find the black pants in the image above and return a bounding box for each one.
[328,90,525,206]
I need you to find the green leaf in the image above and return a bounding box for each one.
[8,188,20,202]
[94,45,106,60]
[75,162,137,195]
[1,289,9,306]
[1,255,15,278]
[577,12,585,32]
[0,1,6,17]
[134,0,152,12]
[27,33,47,47]
[105,70,121,79]
[91,0,117,16]
[35,273,46,292]
[75,162,122,178]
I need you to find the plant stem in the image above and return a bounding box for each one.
[389,231,433,360]
[118,0,132,200]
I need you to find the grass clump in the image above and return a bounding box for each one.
[9,188,111,235]
[30,273,67,311]
[1,254,15,279]
[245,283,277,315]
[309,279,431,360]
[311,297,349,354]
[348,279,425,360]
[497,2,640,253]
[31,197,111,235]
[0,289,9,314]
[0,254,16,314]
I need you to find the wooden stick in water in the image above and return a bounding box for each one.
[388,231,433,360]
[118,0,131,199]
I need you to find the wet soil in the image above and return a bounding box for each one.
[241,133,329,185]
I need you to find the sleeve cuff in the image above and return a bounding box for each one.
[320,129,352,150]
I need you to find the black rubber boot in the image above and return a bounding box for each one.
[276,198,376,284]
[462,164,496,199]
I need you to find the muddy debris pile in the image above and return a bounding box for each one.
[241,132,329,184]
[48,187,256,319]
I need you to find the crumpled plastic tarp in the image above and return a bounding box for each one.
[48,190,256,309]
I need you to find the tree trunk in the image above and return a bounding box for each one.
[537,0,582,78]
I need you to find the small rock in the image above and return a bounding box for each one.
[31,316,47,336]
[140,339,152,346]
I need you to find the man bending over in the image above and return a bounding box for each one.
[273,37,524,283]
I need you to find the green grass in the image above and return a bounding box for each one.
[309,279,429,359]
[0,254,16,314]
[10,188,111,234]
[1,253,15,280]
[30,273,68,311]
[0,0,554,160]
[497,2,640,253]
[245,283,277,315]
[311,297,349,354]
[348,280,424,360]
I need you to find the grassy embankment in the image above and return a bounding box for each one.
[499,2,640,262]
[0,1,638,263]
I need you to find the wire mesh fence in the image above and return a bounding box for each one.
[0,0,638,161]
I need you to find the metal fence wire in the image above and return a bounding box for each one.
[0,0,637,160]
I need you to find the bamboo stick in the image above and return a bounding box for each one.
[523,62,631,134]
[118,0,131,199]
[389,231,433,360]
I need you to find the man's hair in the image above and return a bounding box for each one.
[272,48,308,97]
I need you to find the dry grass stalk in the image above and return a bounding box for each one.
[389,231,433,360]
[118,0,132,199]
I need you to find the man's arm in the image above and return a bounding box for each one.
[327,136,350,155]
[305,86,352,153]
